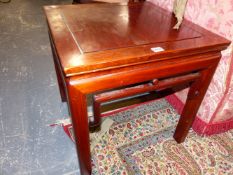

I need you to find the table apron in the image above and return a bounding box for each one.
[67,53,221,94]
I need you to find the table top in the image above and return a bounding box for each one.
[44,2,230,77]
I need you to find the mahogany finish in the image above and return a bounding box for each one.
[44,2,230,174]
[91,72,201,128]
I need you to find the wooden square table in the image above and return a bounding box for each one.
[44,2,230,174]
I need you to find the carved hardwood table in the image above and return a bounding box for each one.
[44,2,230,174]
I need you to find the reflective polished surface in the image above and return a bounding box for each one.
[44,2,229,76]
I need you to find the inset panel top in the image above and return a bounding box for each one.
[44,2,229,76]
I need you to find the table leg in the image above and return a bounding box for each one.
[53,61,67,102]
[67,84,92,175]
[50,38,67,102]
[173,62,219,143]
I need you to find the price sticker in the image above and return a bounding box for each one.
[151,47,165,53]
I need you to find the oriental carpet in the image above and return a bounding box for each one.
[54,98,233,175]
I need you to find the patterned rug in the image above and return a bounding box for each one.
[55,98,233,174]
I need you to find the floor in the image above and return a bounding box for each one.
[0,0,81,174]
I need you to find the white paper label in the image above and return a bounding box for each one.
[151,47,165,53]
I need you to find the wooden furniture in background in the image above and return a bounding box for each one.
[44,2,230,174]
[72,0,145,4]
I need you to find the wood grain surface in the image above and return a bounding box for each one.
[44,2,229,76]
[44,2,230,174]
